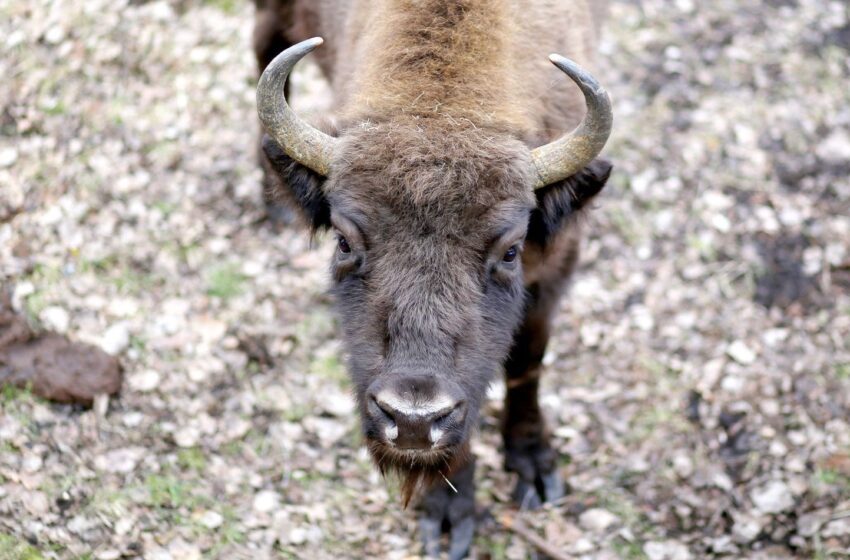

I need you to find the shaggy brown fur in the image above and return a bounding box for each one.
[254,0,612,550]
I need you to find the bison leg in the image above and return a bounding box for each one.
[502,284,565,508]
[419,459,476,560]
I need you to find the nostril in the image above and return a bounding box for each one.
[369,394,398,442]
[428,400,466,445]
[370,395,396,421]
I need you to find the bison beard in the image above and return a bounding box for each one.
[369,439,472,507]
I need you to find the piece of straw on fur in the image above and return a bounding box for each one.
[499,513,573,560]
[440,472,458,493]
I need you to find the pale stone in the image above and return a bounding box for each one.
[174,426,200,448]
[644,540,693,560]
[796,511,828,537]
[673,454,694,479]
[0,147,18,168]
[322,390,355,417]
[128,369,161,392]
[40,306,70,333]
[579,508,619,532]
[95,447,146,474]
[751,480,794,514]
[817,130,850,163]
[732,514,764,543]
[253,490,279,513]
[727,340,757,365]
[198,510,223,530]
[101,323,130,355]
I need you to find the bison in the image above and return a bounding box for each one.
[253,1,613,556]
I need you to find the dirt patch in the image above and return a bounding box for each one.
[0,296,122,406]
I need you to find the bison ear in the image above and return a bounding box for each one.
[526,159,612,245]
[261,134,331,231]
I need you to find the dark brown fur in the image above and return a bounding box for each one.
[254,0,612,551]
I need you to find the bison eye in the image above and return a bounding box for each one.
[502,245,518,263]
[337,235,351,254]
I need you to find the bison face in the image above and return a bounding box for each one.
[257,38,612,504]
[329,185,529,501]
[263,121,610,502]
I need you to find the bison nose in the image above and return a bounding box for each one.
[368,391,465,450]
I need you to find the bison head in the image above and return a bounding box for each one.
[257,38,612,503]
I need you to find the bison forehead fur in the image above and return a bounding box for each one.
[329,119,535,224]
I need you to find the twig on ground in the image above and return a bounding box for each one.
[499,513,573,560]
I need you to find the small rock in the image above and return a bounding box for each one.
[0,147,18,168]
[128,369,161,392]
[21,455,43,473]
[578,508,619,532]
[709,535,738,555]
[721,374,745,393]
[303,416,348,447]
[23,491,49,516]
[101,323,130,355]
[797,511,828,537]
[197,510,223,530]
[287,527,307,545]
[195,317,227,345]
[168,540,200,560]
[114,517,134,536]
[40,306,70,333]
[222,417,251,441]
[817,130,850,163]
[106,298,139,317]
[174,426,200,448]
[571,537,595,553]
[751,480,794,514]
[67,515,98,535]
[672,454,694,479]
[732,513,764,543]
[322,390,355,417]
[580,323,603,347]
[95,447,146,474]
[253,490,279,513]
[122,411,144,427]
[759,399,780,417]
[44,26,66,44]
[144,547,172,560]
[726,341,756,365]
[644,540,693,560]
[822,518,850,538]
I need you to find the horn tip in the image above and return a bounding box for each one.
[548,53,578,71]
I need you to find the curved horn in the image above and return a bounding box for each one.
[530,55,613,189]
[257,37,337,177]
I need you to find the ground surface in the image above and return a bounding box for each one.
[1,0,850,558]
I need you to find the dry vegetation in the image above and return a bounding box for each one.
[1,0,849,558]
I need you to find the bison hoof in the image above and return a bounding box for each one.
[505,440,566,509]
[419,461,476,560]
[420,514,474,560]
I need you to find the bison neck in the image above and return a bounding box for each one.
[341,0,528,130]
